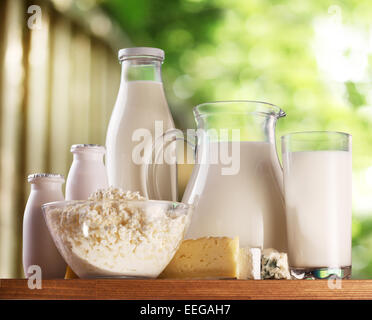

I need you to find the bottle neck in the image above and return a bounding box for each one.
[72,151,105,162]
[120,58,163,83]
[30,181,63,192]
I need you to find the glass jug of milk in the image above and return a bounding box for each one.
[105,47,176,200]
[144,101,287,251]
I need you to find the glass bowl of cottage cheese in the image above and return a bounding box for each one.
[42,188,193,279]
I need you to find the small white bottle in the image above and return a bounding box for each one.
[23,173,67,279]
[65,144,108,200]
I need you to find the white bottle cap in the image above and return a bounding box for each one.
[118,47,165,61]
[28,173,65,183]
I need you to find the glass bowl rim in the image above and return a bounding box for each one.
[41,199,194,211]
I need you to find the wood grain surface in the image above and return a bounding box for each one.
[1,279,372,300]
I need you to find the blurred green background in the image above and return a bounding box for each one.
[0,0,371,278]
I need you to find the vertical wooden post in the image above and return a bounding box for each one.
[49,16,72,177]
[69,30,91,146]
[0,0,25,278]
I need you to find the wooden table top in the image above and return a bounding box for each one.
[1,279,371,300]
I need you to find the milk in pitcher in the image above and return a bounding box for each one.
[183,140,287,251]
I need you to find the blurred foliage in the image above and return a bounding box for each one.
[101,0,372,278]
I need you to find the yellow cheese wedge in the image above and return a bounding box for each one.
[159,236,239,279]
[64,266,79,279]
[159,236,260,279]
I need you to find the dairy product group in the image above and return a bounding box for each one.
[22,46,352,280]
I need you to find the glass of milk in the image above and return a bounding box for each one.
[282,131,352,279]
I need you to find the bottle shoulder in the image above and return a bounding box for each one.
[109,85,174,123]
[25,192,64,213]
[115,81,169,107]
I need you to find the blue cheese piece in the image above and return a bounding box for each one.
[261,248,291,279]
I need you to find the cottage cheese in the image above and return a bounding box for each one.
[47,188,188,278]
[88,187,146,201]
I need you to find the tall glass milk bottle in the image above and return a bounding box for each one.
[23,174,67,279]
[106,47,176,200]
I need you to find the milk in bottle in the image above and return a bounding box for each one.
[65,144,108,200]
[105,47,176,200]
[23,174,67,279]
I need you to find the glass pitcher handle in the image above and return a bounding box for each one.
[142,128,196,201]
